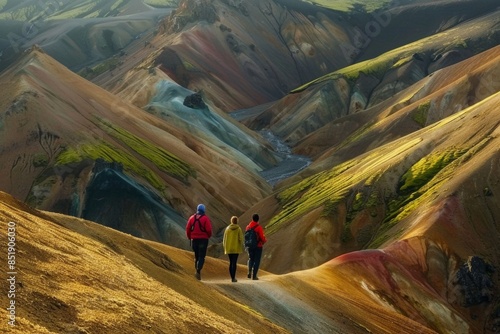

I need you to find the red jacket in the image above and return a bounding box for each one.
[246,220,266,248]
[186,214,212,240]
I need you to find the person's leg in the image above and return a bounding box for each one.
[247,248,255,278]
[252,247,263,280]
[228,254,234,279]
[192,239,208,280]
[192,239,200,273]
[196,239,208,272]
[228,254,238,282]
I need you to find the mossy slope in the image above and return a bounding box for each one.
[56,118,195,191]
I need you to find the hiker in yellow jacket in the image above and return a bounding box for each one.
[223,216,244,282]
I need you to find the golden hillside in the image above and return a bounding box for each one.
[0,191,438,333]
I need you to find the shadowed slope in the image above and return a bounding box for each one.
[348,0,499,62]
[101,59,280,171]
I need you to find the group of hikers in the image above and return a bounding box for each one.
[185,204,266,282]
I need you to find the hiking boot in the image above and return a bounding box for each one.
[252,276,259,280]
[232,278,238,283]
[247,273,251,279]
[195,271,201,280]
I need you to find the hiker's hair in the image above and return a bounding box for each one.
[252,213,259,222]
[231,216,238,224]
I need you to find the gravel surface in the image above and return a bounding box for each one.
[258,130,311,187]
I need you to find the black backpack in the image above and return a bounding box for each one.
[190,214,206,232]
[244,226,259,249]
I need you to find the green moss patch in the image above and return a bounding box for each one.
[266,159,361,235]
[290,17,487,94]
[338,121,375,149]
[291,54,396,92]
[55,118,195,194]
[144,0,178,7]
[79,57,123,80]
[267,139,421,235]
[369,148,468,247]
[342,187,381,243]
[412,101,431,127]
[98,119,195,182]
[392,56,413,68]
[56,141,166,191]
[399,148,466,195]
[302,0,392,13]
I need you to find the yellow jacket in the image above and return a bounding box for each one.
[223,223,243,254]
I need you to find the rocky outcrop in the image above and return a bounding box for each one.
[166,0,219,33]
[452,256,495,307]
[183,92,207,109]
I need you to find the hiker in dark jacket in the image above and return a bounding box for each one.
[223,216,244,282]
[245,213,266,280]
[186,204,213,280]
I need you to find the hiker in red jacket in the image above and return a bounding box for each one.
[186,204,212,280]
[245,213,266,280]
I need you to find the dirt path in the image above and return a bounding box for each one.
[204,277,357,334]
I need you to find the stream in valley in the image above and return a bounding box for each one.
[258,130,311,187]
[230,107,311,187]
